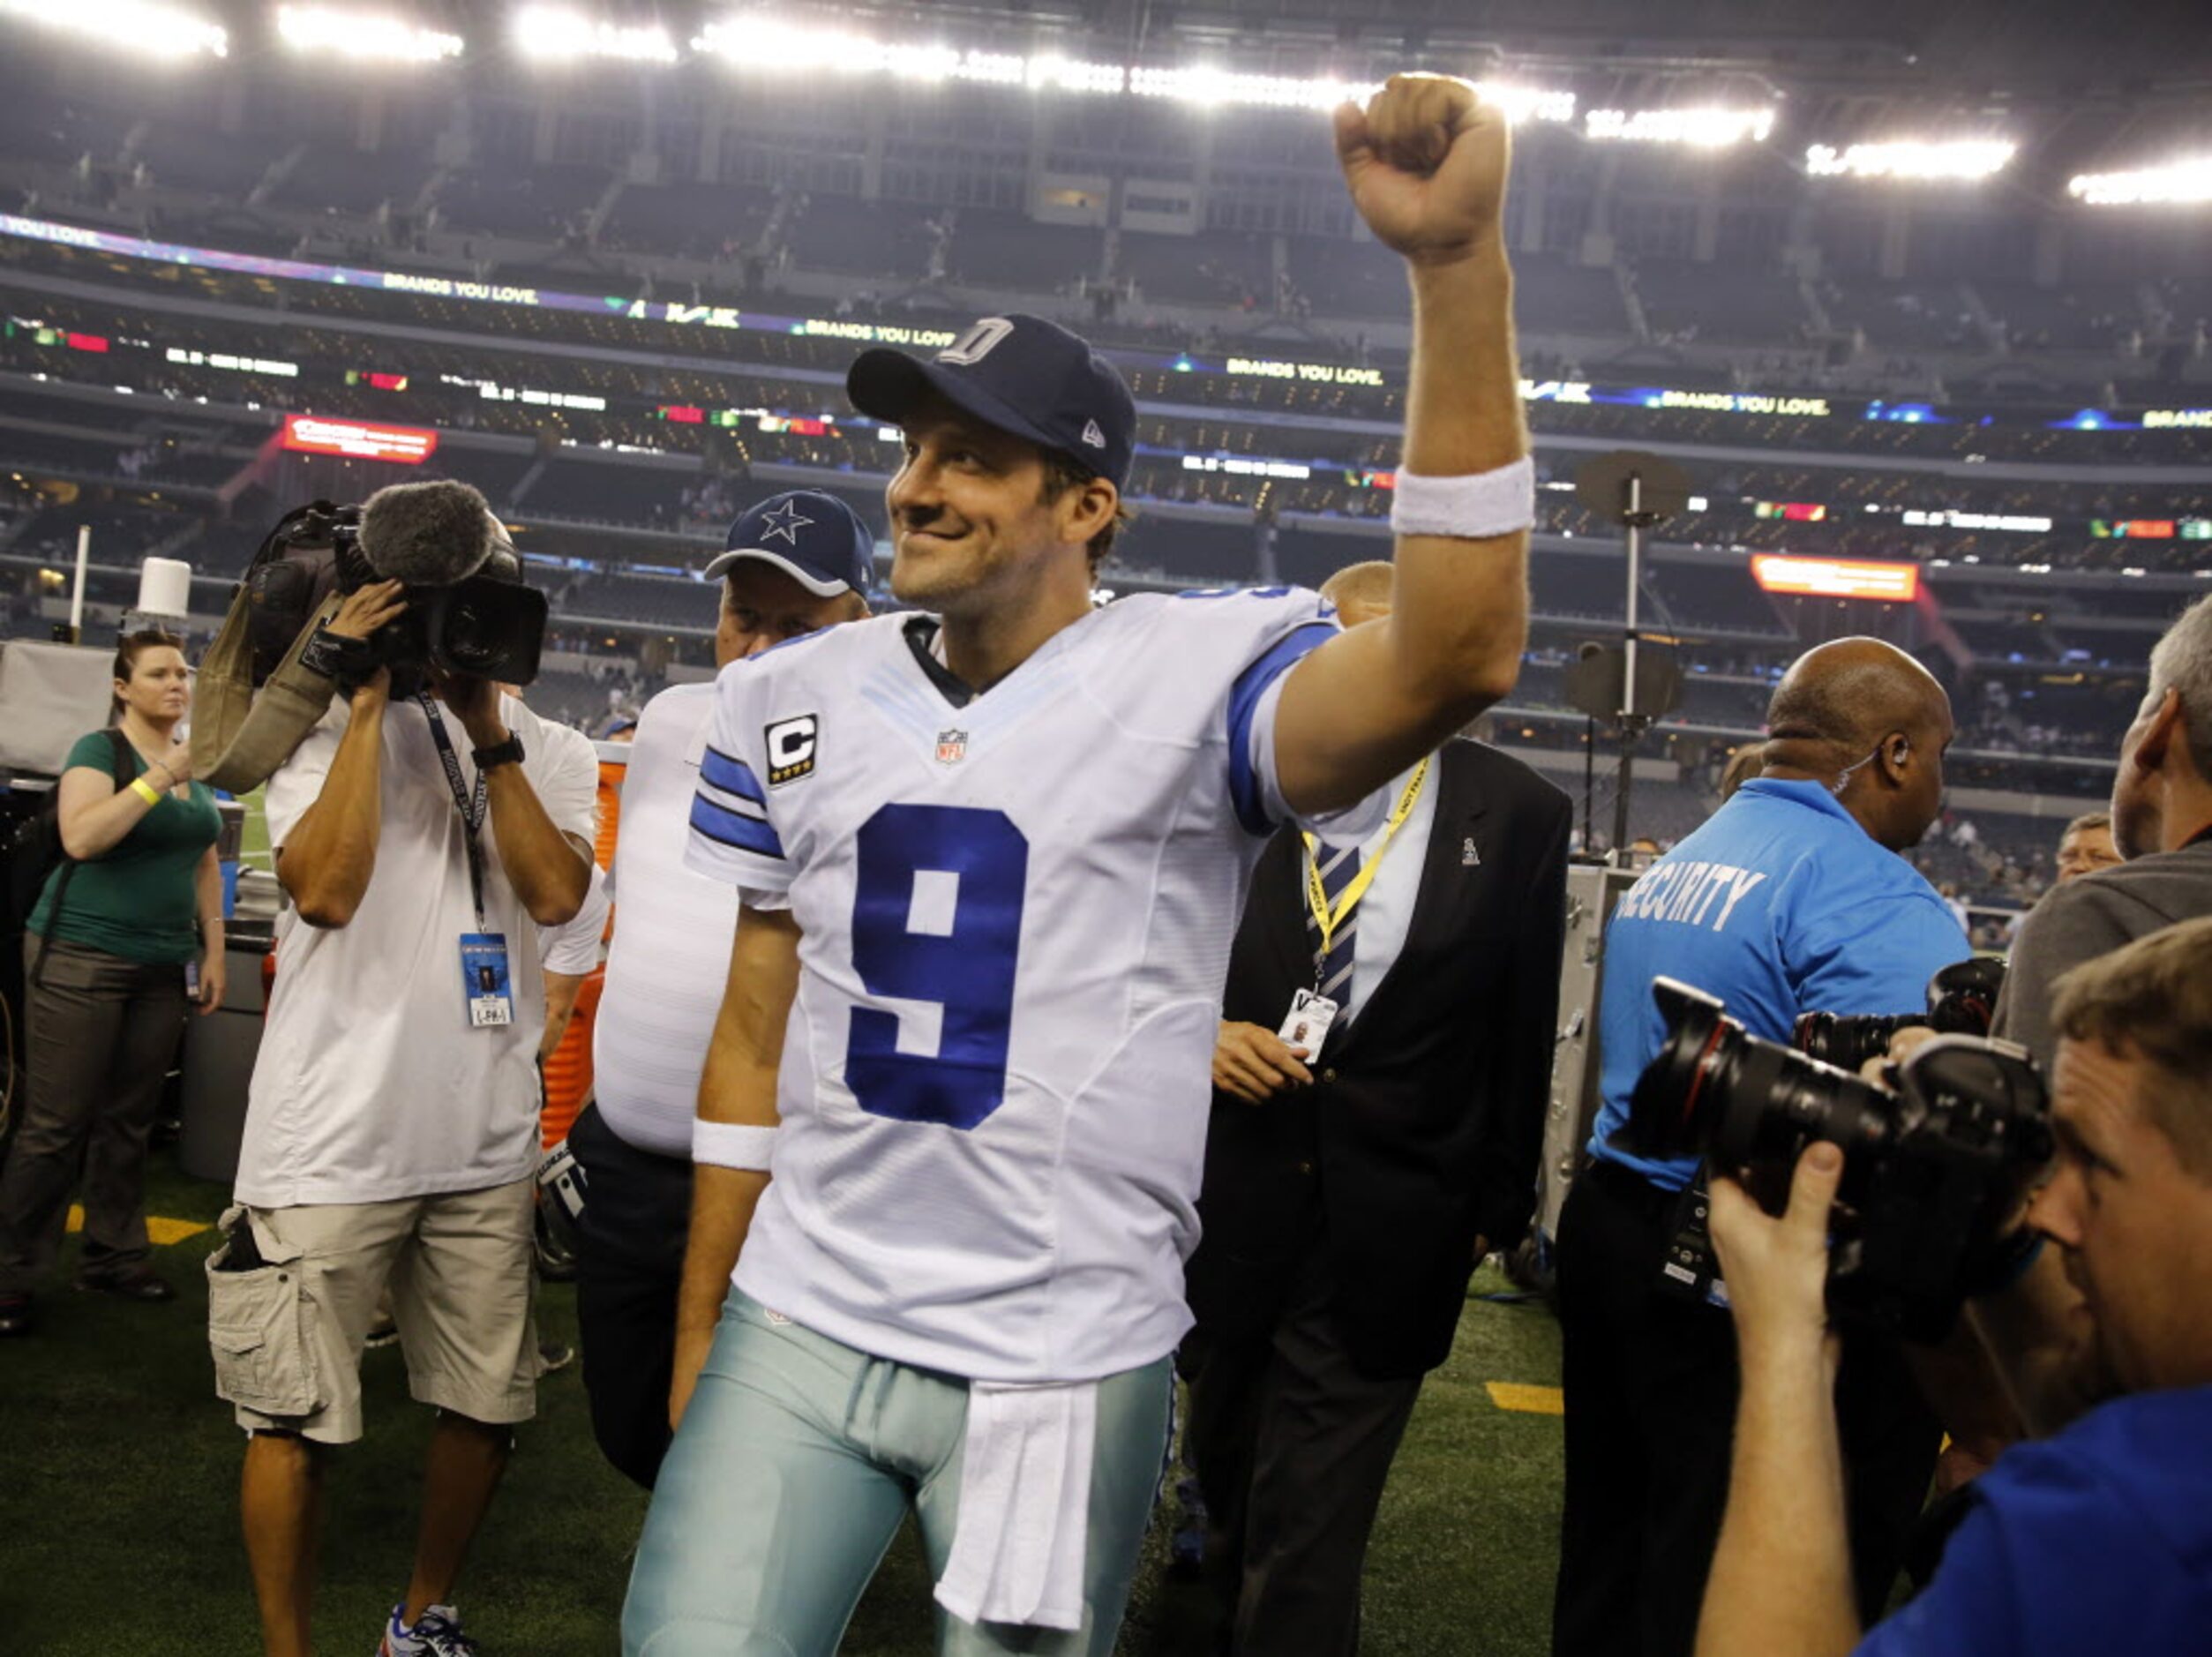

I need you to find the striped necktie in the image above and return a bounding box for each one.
[1308,842,1361,1012]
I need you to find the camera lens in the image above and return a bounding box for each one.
[1709,1038,1893,1213]
[1794,1011,1907,1072]
[1623,978,1897,1214]
[430,577,545,686]
[1617,978,1740,1161]
[1926,956,2006,1036]
[442,599,494,670]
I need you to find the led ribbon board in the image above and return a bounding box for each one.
[1751,555,1919,603]
[281,414,439,462]
[1,214,2203,439]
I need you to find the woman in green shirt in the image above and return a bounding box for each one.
[0,629,223,1336]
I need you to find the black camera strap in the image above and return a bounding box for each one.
[416,693,490,929]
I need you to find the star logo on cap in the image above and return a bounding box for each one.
[757,499,814,545]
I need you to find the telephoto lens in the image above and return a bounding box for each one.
[1616,977,2051,1338]
[1619,978,1895,1218]
[1794,956,2008,1072]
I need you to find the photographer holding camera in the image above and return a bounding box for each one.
[209,482,597,1657]
[1696,916,2212,1655]
[1552,637,1971,1657]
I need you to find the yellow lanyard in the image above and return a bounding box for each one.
[1300,757,1430,979]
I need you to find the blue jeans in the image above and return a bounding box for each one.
[622,1288,1173,1655]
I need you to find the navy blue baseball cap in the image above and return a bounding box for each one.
[703,489,877,594]
[846,312,1136,490]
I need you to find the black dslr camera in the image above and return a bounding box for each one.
[242,492,547,694]
[1793,956,2006,1073]
[1614,978,2051,1338]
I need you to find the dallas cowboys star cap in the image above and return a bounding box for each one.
[846,312,1136,490]
[703,489,877,594]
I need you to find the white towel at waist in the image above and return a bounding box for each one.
[933,1378,1099,1632]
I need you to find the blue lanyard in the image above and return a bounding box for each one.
[416,694,490,928]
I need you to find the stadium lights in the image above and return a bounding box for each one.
[2067,156,2212,206]
[1806,139,2015,181]
[1129,64,1371,110]
[1476,84,1577,126]
[0,0,226,57]
[277,5,461,62]
[691,22,1126,90]
[513,4,676,64]
[691,19,1571,119]
[1585,106,1775,148]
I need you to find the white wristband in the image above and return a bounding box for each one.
[692,1119,778,1172]
[1389,456,1537,539]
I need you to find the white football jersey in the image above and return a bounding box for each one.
[684,589,1378,1383]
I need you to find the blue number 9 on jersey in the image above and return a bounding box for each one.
[847,804,1030,1130]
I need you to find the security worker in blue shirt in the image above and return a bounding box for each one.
[1551,637,1971,1657]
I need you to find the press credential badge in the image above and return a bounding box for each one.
[1277,987,1339,1057]
[460,933,514,1028]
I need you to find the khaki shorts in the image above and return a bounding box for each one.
[207,1180,538,1445]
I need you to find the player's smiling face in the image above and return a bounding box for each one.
[886,395,1068,615]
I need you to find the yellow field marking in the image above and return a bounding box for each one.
[1486,1382,1565,1415]
[65,1205,210,1247]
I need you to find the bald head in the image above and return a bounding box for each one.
[1763,638,1953,851]
[1766,639,1949,759]
[1321,561,1394,628]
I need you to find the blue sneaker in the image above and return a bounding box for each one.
[378,1603,478,1655]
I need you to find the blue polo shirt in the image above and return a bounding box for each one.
[1586,777,1969,1191]
[1856,1385,2212,1655]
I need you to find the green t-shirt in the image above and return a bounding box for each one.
[29,731,221,965]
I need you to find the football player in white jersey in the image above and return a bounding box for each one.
[624,73,1534,1656]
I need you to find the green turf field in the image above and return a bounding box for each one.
[0,1149,1567,1654]
[236,784,271,873]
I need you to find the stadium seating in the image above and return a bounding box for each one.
[0,86,94,167]
[1646,562,1789,637]
[1951,617,2059,661]
[436,165,610,241]
[559,571,718,629]
[140,124,274,200]
[787,194,941,281]
[1819,277,1982,353]
[1633,260,1811,347]
[1118,229,1274,310]
[521,455,694,525]
[1977,280,2141,353]
[1130,517,1262,587]
[948,209,1102,295]
[269,143,437,217]
[604,180,777,261]
[1282,233,1402,320]
[1515,254,1634,338]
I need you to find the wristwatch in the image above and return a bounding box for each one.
[471,731,527,772]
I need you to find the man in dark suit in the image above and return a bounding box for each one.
[1180,562,1572,1656]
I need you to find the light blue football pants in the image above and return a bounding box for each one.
[621,1288,1173,1656]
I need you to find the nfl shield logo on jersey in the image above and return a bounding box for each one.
[934,728,968,766]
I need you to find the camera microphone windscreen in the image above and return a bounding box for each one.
[357,479,496,586]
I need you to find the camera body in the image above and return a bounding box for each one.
[1617,977,2051,1338]
[1793,956,2006,1073]
[242,499,547,694]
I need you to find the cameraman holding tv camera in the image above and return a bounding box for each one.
[206,480,597,1657]
[1689,916,2212,1655]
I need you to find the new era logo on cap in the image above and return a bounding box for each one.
[846,312,1136,490]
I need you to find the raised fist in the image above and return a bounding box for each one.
[1335,74,1511,266]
